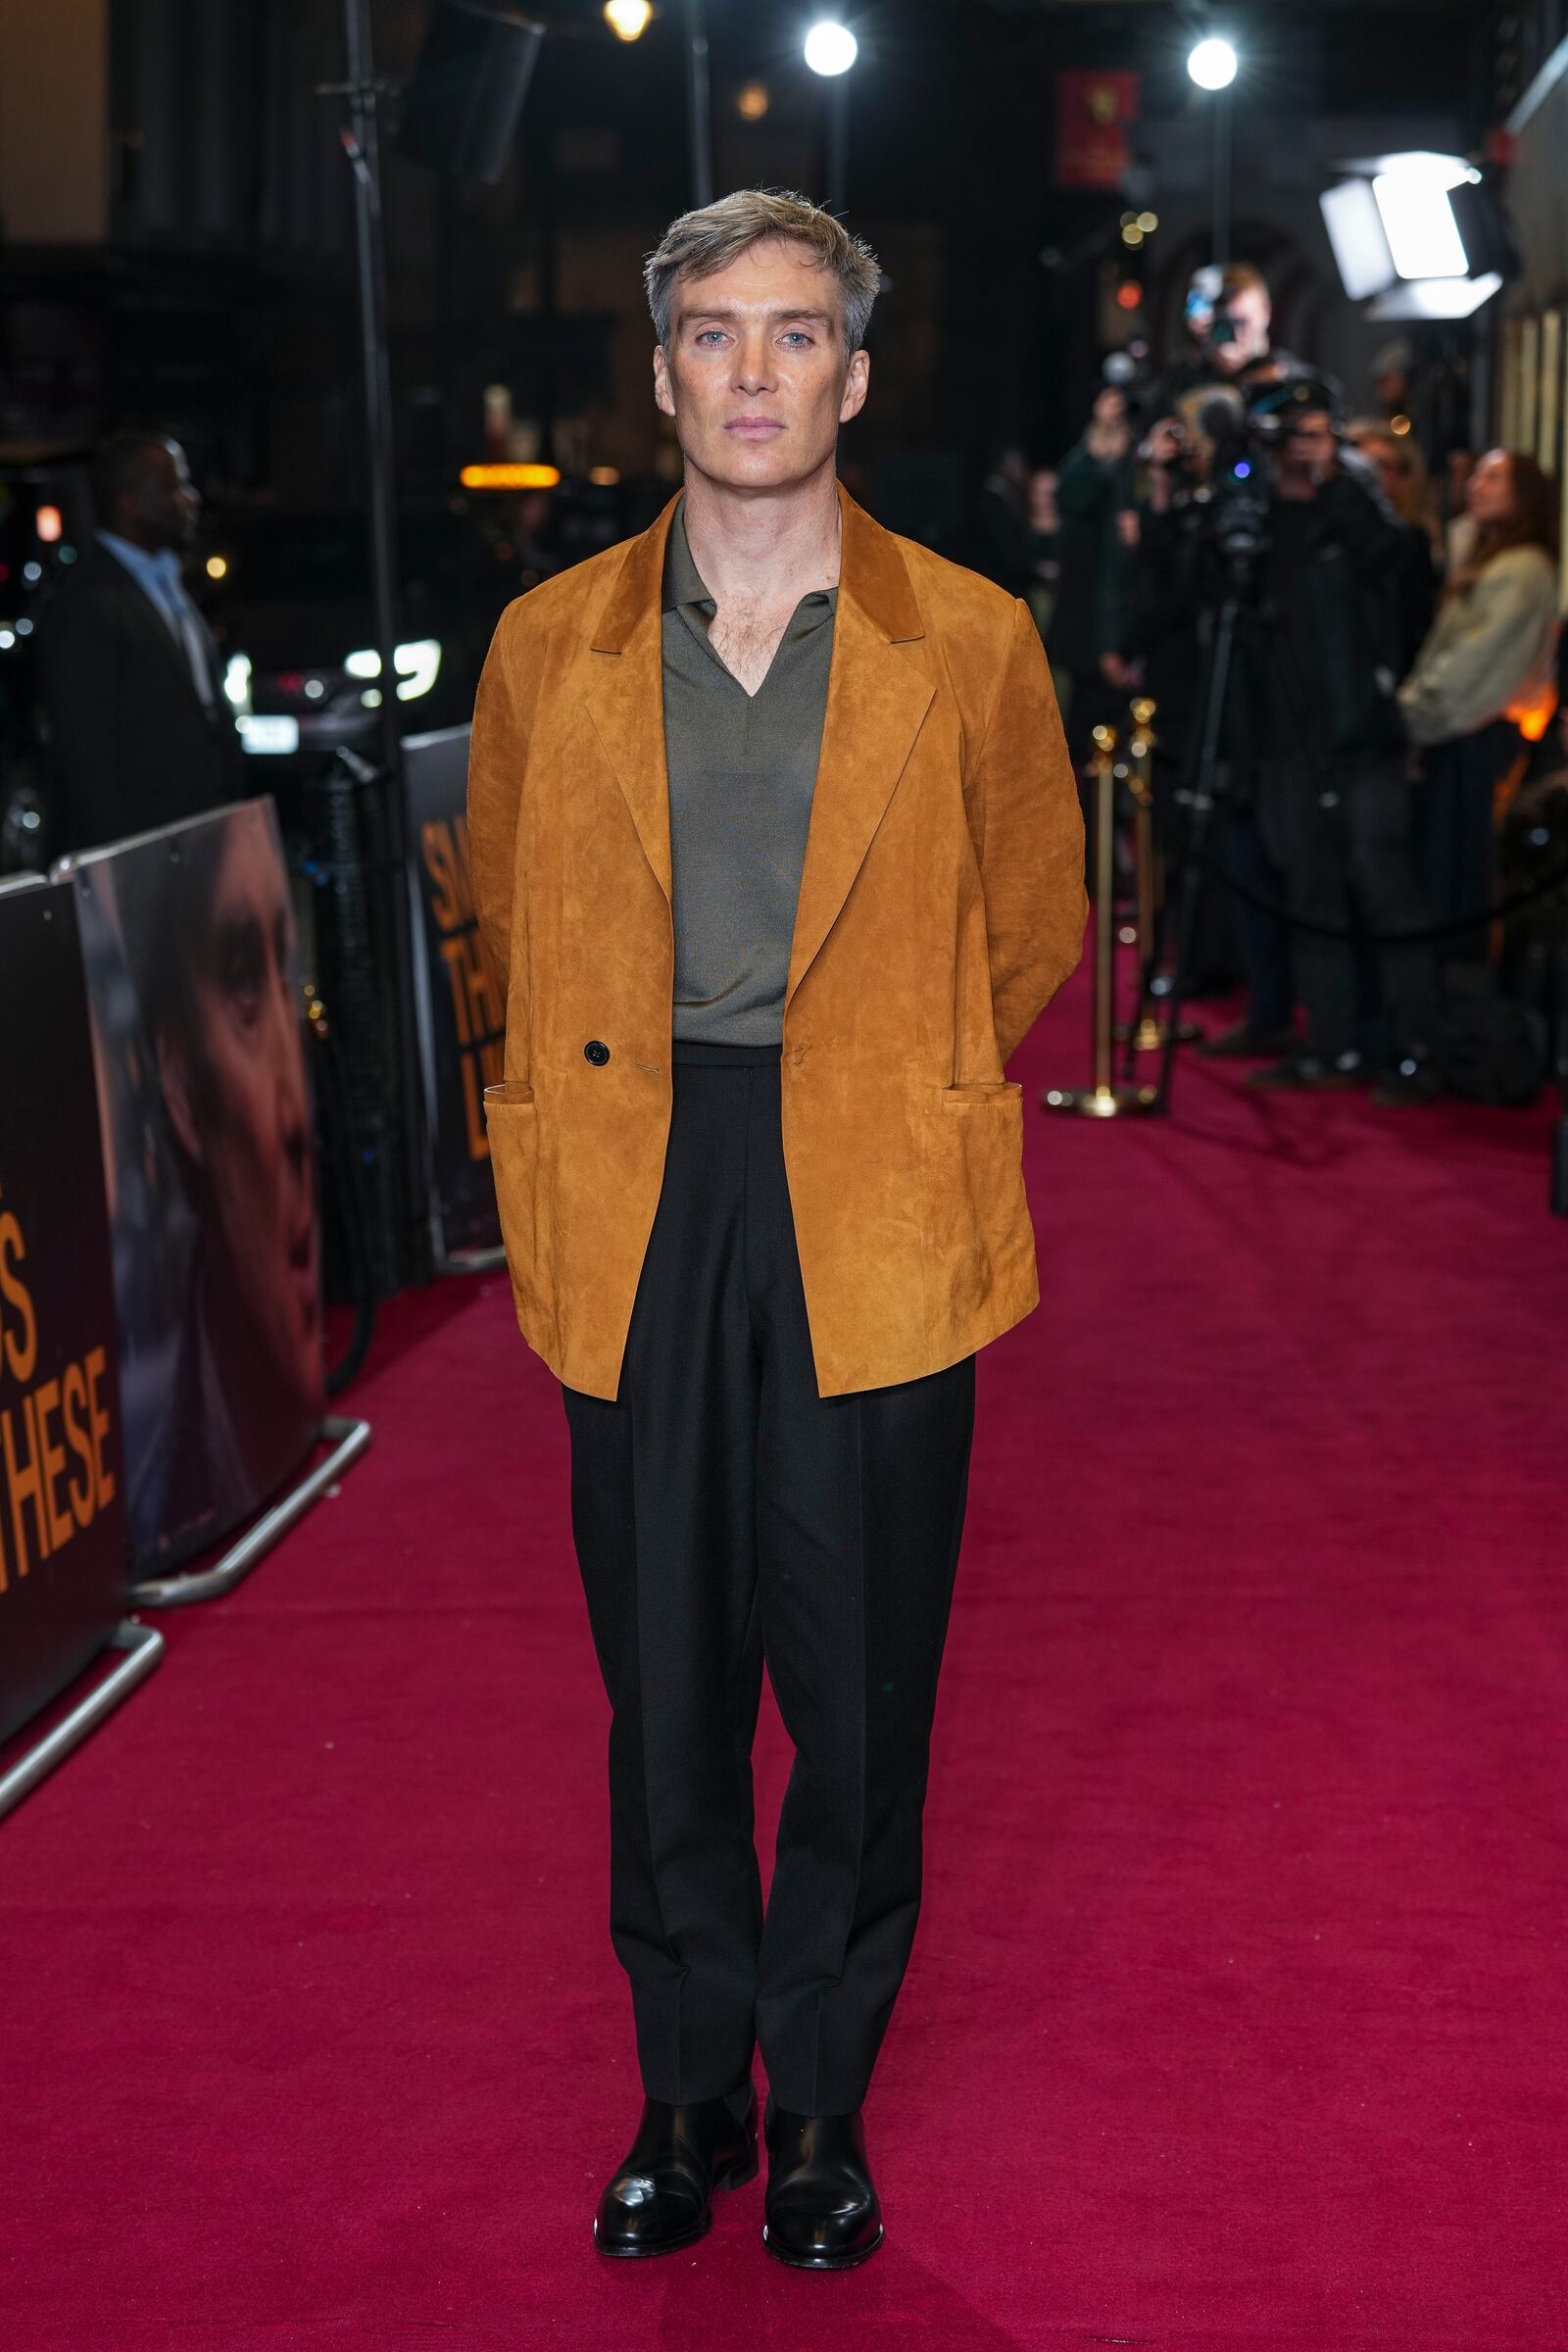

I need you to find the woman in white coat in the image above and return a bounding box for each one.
[1398,448,1559,960]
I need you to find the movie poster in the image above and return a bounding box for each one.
[405,726,504,1264]
[62,801,324,1577]
[0,876,128,1745]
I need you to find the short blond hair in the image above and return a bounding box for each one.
[644,188,882,352]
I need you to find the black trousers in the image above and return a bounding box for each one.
[1415,720,1518,966]
[562,1039,976,2115]
[1256,751,1441,1064]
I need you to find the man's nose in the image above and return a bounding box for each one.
[732,330,776,391]
[273,990,311,1172]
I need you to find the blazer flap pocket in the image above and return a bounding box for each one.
[937,1080,1023,1110]
[484,1080,536,1110]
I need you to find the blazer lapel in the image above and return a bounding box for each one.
[784,483,933,1012]
[585,496,679,904]
[580,481,935,999]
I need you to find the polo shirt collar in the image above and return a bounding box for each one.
[662,494,837,636]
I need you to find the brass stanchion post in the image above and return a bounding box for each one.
[1126,699,1165,1054]
[1042,724,1159,1118]
[1118,696,1200,1060]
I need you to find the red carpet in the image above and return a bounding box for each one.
[3,976,1566,2351]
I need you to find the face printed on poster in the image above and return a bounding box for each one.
[70,801,323,1572]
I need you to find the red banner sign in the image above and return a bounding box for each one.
[1056,70,1140,190]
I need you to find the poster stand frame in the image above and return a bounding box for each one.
[441,1243,507,1277]
[128,1414,371,1609]
[0,1621,166,1825]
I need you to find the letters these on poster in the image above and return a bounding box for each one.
[0,1188,118,1592]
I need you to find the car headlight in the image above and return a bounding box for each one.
[223,653,253,712]
[343,638,442,700]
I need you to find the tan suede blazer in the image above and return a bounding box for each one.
[467,479,1086,1401]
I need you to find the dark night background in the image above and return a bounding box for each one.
[2,0,1566,832]
[0,2,1537,494]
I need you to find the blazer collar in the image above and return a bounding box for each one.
[590,476,924,651]
[584,477,934,1015]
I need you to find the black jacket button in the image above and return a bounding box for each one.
[584,1039,611,1065]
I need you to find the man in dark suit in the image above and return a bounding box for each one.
[38,430,244,855]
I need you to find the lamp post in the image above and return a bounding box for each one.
[804,20,858,212]
[684,0,713,209]
[1188,34,1238,265]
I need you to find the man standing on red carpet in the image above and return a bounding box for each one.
[467,189,1085,2269]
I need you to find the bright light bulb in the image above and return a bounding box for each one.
[1372,159,1469,279]
[603,0,652,41]
[1188,37,1238,90]
[804,21,858,75]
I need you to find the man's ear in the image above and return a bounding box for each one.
[839,347,870,426]
[157,1027,204,1169]
[653,344,676,419]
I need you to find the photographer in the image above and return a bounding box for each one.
[1147,263,1330,422]
[1052,386,1138,762]
[1242,393,1443,1100]
[1114,405,1265,1011]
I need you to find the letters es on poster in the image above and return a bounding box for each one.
[0,879,128,1745]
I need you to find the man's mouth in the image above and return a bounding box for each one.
[725,417,785,435]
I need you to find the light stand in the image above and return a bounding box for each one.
[1211,81,1233,264]
[684,0,713,206]
[318,0,431,1289]
[828,75,850,213]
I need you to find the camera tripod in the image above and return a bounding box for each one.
[1123,537,1371,1115]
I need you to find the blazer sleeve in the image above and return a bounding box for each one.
[466,598,539,1004]
[965,595,1088,1067]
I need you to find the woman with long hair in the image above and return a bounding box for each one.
[1397,448,1560,958]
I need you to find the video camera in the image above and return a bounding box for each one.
[1194,371,1344,572]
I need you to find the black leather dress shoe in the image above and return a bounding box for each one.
[593,2084,758,2257]
[760,2093,884,2270]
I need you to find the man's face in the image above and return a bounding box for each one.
[1277,410,1337,490]
[160,821,321,1415]
[1363,436,1414,507]
[1209,285,1272,374]
[130,440,201,552]
[652,236,869,493]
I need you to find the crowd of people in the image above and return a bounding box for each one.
[983,263,1563,1106]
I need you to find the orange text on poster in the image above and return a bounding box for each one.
[421,816,506,1158]
[0,1196,117,1593]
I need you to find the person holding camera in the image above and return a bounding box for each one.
[1145,264,1329,426]
[1242,397,1443,1100]
[1052,386,1138,764]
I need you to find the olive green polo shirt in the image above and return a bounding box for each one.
[662,494,838,1044]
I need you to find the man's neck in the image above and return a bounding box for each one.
[103,522,166,558]
[679,461,843,608]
